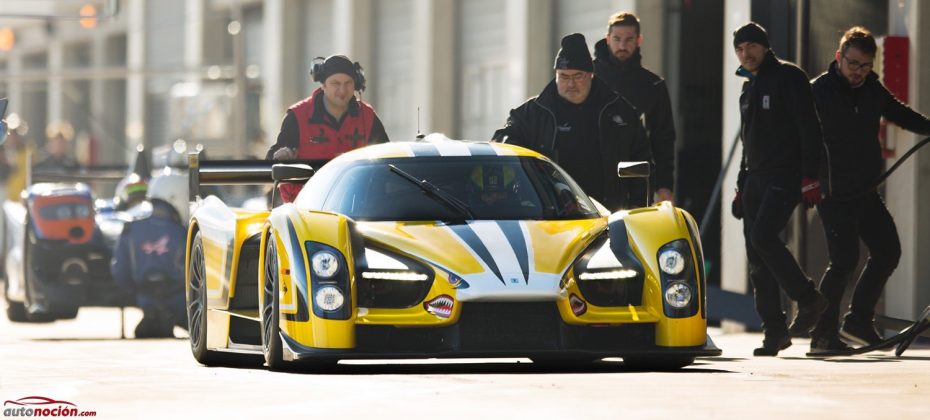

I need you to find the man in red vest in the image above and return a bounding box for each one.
[267,54,389,202]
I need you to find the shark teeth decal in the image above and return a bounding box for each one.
[424,295,454,318]
[569,294,587,316]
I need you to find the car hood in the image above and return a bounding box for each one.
[356,219,607,301]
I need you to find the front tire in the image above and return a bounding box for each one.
[260,233,285,370]
[187,231,222,365]
[21,226,56,323]
[4,280,28,322]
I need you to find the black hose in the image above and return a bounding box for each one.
[827,136,930,201]
[699,131,740,233]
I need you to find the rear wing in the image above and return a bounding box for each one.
[30,166,128,184]
[187,152,329,202]
[28,150,129,185]
[28,145,152,185]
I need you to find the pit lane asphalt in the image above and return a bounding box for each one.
[1,306,928,419]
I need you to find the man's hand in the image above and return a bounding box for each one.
[272,147,297,160]
[655,188,674,204]
[731,190,743,220]
[801,178,822,207]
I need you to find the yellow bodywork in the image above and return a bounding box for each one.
[556,202,707,347]
[186,142,711,356]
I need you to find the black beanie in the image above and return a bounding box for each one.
[554,33,593,72]
[317,55,357,83]
[733,22,770,48]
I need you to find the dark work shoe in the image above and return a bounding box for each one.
[841,314,884,347]
[809,334,851,354]
[788,292,829,336]
[753,333,792,356]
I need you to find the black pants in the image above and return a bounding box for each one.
[812,192,900,335]
[741,173,817,335]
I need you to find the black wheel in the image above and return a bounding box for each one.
[260,233,286,370]
[187,231,222,365]
[623,355,695,371]
[4,280,28,322]
[21,225,56,323]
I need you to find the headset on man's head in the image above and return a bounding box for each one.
[310,55,367,92]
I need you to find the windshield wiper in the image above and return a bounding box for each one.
[388,164,475,221]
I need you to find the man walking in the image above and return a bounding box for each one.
[808,27,930,353]
[730,22,828,356]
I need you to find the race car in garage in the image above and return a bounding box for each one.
[185,135,721,370]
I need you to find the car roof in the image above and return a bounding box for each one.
[330,134,546,164]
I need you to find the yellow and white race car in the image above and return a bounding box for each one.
[185,135,721,370]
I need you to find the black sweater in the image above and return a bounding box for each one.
[736,50,823,188]
[812,61,930,197]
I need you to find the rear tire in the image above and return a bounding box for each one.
[260,233,286,370]
[623,355,695,371]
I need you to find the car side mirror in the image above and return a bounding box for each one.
[617,161,651,179]
[270,164,315,208]
[271,164,315,183]
[617,161,652,207]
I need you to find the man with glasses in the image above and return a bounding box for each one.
[730,22,828,356]
[492,33,651,211]
[808,27,930,353]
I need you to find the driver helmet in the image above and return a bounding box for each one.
[147,168,190,223]
[470,164,516,205]
[114,173,148,211]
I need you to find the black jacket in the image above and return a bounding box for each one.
[812,61,930,198]
[593,41,676,192]
[736,50,823,188]
[492,77,652,210]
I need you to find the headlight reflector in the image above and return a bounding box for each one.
[311,250,339,278]
[664,282,692,309]
[314,286,345,311]
[658,249,685,275]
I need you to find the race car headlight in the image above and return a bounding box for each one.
[658,249,685,275]
[657,238,699,317]
[311,250,339,278]
[664,282,692,309]
[360,247,433,282]
[314,286,345,311]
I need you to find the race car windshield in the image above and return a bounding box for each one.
[316,156,600,221]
